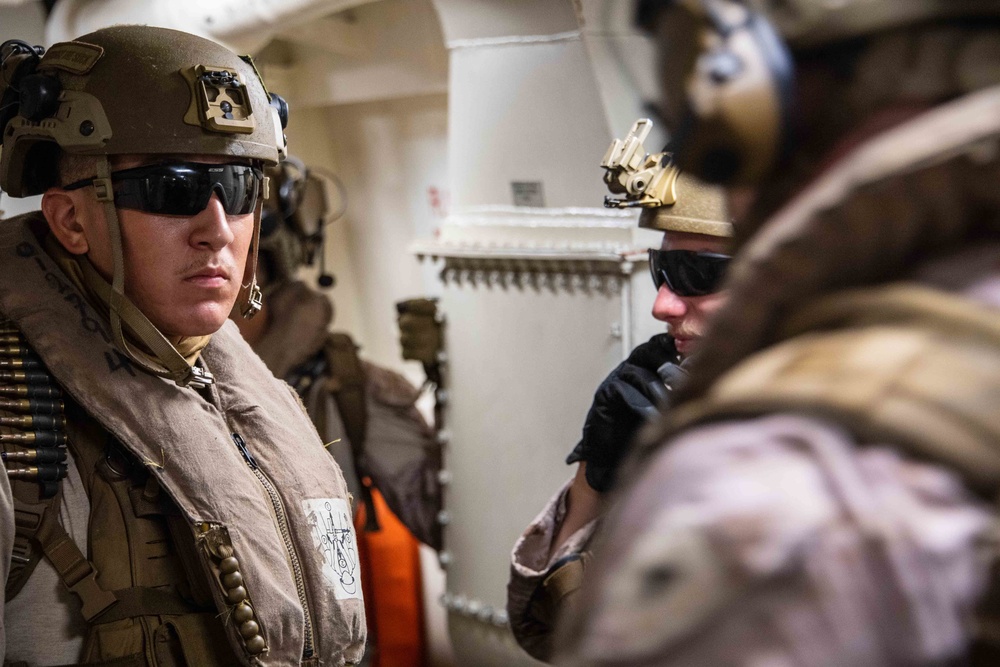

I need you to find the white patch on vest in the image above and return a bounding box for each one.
[302,498,363,601]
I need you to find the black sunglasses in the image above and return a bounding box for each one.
[648,248,730,297]
[64,162,264,217]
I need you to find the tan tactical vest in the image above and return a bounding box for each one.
[0,214,365,666]
[671,283,1000,498]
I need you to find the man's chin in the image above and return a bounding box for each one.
[673,336,698,355]
[155,302,236,338]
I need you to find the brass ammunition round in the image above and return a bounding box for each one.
[0,385,62,399]
[0,414,65,430]
[5,463,67,481]
[0,346,30,357]
[0,357,43,371]
[0,370,51,385]
[0,398,64,416]
[2,448,67,463]
[0,431,67,447]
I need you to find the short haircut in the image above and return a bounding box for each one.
[55,152,98,188]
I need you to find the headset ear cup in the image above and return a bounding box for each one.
[748,13,796,164]
[19,73,62,121]
[678,5,795,184]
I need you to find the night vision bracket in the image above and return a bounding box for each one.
[181,64,256,135]
[601,118,679,209]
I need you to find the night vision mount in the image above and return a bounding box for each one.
[601,118,680,209]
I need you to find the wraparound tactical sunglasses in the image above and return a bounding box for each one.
[64,162,264,217]
[648,248,730,297]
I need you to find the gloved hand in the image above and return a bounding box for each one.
[396,298,443,366]
[567,334,682,492]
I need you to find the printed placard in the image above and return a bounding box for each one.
[302,498,363,601]
[511,181,545,207]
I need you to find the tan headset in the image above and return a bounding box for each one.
[640,0,795,185]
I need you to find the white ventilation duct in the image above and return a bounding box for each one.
[422,1,665,666]
[45,0,380,51]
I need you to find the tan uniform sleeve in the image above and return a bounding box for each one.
[508,476,600,661]
[554,414,992,667]
[0,463,14,663]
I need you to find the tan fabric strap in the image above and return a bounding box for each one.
[94,586,203,624]
[5,498,48,600]
[33,498,202,624]
[34,500,118,621]
[234,197,263,319]
[88,157,213,389]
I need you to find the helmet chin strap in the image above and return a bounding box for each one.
[236,181,265,320]
[87,156,215,389]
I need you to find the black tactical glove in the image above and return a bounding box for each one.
[567,333,682,492]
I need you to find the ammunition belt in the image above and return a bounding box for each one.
[0,316,70,601]
[0,318,68,500]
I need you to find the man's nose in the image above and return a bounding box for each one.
[652,284,688,321]
[190,193,235,250]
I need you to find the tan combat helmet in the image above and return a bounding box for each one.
[0,25,288,388]
[602,118,732,238]
[746,0,1000,48]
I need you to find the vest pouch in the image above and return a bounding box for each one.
[152,614,236,667]
[80,612,233,666]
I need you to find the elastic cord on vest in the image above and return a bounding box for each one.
[92,156,214,389]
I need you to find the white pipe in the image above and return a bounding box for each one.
[620,259,634,360]
[45,0,380,52]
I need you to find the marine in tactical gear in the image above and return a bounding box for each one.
[234,156,439,666]
[235,156,443,551]
[555,1,1000,665]
[0,25,364,665]
[506,119,734,662]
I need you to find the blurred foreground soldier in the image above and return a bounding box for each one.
[507,119,733,661]
[235,158,438,666]
[557,1,1000,665]
[0,27,364,665]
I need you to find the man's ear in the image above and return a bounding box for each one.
[41,189,89,255]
